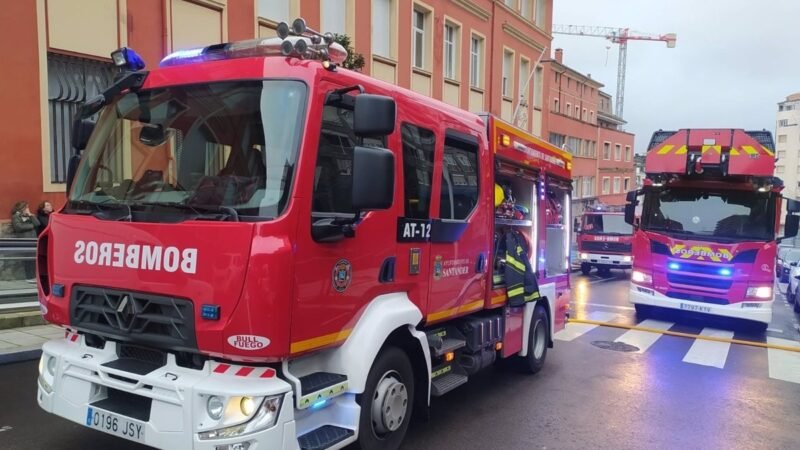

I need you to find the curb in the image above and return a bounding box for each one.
[0,310,45,331]
[0,348,42,365]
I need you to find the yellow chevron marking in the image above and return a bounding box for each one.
[729,148,740,156]
[702,145,721,154]
[657,144,675,155]
[762,146,774,156]
[675,145,687,154]
[742,145,758,155]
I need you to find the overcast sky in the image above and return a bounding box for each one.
[552,0,800,153]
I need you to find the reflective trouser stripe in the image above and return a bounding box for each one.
[508,286,525,297]
[506,257,526,271]
[525,292,540,301]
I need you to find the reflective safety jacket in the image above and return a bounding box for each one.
[503,230,541,307]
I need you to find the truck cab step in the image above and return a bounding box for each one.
[431,372,468,396]
[432,337,466,357]
[298,372,349,410]
[298,425,355,450]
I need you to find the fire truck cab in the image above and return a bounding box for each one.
[35,21,571,450]
[577,208,633,276]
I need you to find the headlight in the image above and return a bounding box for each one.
[207,396,225,420]
[746,286,772,299]
[623,255,632,262]
[240,397,256,417]
[46,356,56,376]
[580,253,589,260]
[199,395,283,440]
[631,270,652,285]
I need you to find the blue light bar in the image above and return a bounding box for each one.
[311,399,328,410]
[718,268,732,276]
[668,262,680,270]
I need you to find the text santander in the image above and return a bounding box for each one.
[73,240,198,274]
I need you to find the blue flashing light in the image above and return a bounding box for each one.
[668,262,680,270]
[52,283,65,298]
[201,304,220,321]
[311,399,328,410]
[719,268,732,276]
[111,47,146,71]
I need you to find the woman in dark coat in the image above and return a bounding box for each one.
[10,201,40,282]
[36,201,53,236]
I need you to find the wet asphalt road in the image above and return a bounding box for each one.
[1,272,799,449]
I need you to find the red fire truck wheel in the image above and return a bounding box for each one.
[357,346,415,450]
[522,303,549,374]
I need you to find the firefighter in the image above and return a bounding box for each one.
[501,228,541,307]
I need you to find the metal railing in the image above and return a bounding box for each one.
[0,238,38,309]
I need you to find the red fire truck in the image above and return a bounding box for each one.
[35,21,571,450]
[625,129,799,329]
[577,208,633,275]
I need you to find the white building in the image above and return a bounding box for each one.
[776,93,800,201]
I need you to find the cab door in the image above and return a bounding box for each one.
[290,83,399,354]
[425,127,492,324]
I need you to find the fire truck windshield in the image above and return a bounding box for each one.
[640,187,775,242]
[67,80,308,221]
[582,213,631,235]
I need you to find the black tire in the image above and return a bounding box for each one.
[788,289,796,305]
[521,303,549,374]
[748,321,768,334]
[794,299,800,314]
[356,347,415,450]
[580,263,592,276]
[634,303,651,319]
[598,266,612,277]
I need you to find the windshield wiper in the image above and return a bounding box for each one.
[134,202,240,222]
[68,199,132,221]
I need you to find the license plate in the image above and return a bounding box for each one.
[85,407,145,443]
[679,303,711,313]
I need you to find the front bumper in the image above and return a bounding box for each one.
[37,336,297,450]
[580,252,632,269]
[629,285,773,324]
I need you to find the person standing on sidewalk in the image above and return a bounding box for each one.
[35,201,53,236]
[10,201,39,283]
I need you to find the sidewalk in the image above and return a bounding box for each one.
[0,324,60,364]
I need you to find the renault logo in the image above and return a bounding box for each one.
[116,295,129,314]
[115,295,135,330]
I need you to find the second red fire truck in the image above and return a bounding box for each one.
[626,128,798,329]
[577,208,633,275]
[34,20,571,450]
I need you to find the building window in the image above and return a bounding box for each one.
[623,177,630,191]
[321,0,347,35]
[470,35,484,88]
[778,150,787,158]
[412,7,429,69]
[624,145,632,162]
[443,22,459,80]
[372,0,393,58]
[589,141,596,157]
[503,0,516,8]
[614,144,622,161]
[613,177,621,194]
[259,0,290,23]
[583,176,593,197]
[401,124,435,218]
[574,176,582,199]
[779,119,789,127]
[521,0,532,19]
[565,103,571,116]
[582,108,587,121]
[776,165,785,174]
[778,134,788,143]
[502,49,514,98]
[440,132,480,220]
[519,58,530,106]
[553,98,560,113]
[567,136,581,155]
[549,133,565,148]
[574,105,580,118]
[589,111,594,123]
[603,142,610,160]
[533,67,543,108]
[602,177,611,194]
[47,53,116,183]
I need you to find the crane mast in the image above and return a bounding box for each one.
[552,25,677,119]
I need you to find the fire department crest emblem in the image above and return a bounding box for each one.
[332,259,352,292]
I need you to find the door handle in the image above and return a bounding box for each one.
[476,253,487,273]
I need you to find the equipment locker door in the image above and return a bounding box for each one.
[425,128,492,324]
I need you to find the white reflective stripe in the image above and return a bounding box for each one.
[553,311,617,342]
[614,319,673,353]
[766,337,800,384]
[682,328,733,368]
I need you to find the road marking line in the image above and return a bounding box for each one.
[682,328,734,368]
[554,311,617,342]
[568,319,800,353]
[766,328,784,334]
[767,337,800,384]
[570,303,636,311]
[614,319,674,353]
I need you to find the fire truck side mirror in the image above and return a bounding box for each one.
[71,118,95,151]
[354,94,396,137]
[352,146,395,211]
[786,199,800,213]
[784,214,799,240]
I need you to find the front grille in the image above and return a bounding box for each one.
[581,241,631,253]
[667,273,732,290]
[70,286,196,351]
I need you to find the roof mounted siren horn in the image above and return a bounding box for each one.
[276,18,348,70]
